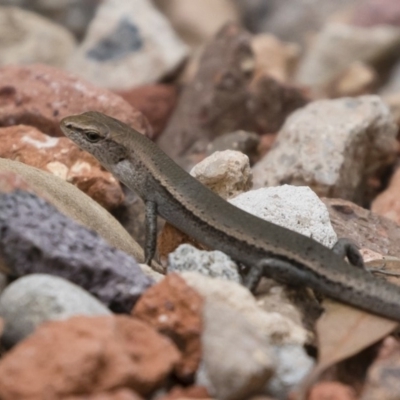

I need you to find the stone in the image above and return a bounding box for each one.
[116,84,178,139]
[205,131,260,165]
[154,0,240,50]
[252,96,397,204]
[0,63,152,138]
[65,389,143,400]
[0,0,99,39]
[371,167,400,224]
[156,386,209,400]
[157,23,307,169]
[309,382,357,400]
[0,190,153,313]
[351,0,400,28]
[0,274,111,347]
[133,273,203,380]
[251,34,300,83]
[0,160,155,271]
[296,23,400,93]
[323,197,400,258]
[168,244,242,283]
[229,185,337,248]
[190,150,252,199]
[0,125,124,211]
[0,315,180,399]
[197,301,276,400]
[0,6,76,67]
[361,336,400,399]
[181,272,307,346]
[67,0,188,90]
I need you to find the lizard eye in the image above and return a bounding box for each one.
[84,131,103,143]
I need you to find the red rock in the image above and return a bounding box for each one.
[116,84,178,139]
[133,273,203,380]
[351,0,400,28]
[0,315,180,400]
[0,64,152,138]
[0,125,124,210]
[0,170,32,193]
[65,389,143,400]
[308,382,357,400]
[157,385,210,400]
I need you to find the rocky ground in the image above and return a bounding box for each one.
[1,0,400,399]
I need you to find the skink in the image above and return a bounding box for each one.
[61,111,400,322]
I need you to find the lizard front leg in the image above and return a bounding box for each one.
[332,238,364,269]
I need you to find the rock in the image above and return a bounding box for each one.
[0,6,76,67]
[0,0,99,39]
[182,272,308,346]
[190,150,252,199]
[67,0,188,90]
[361,336,400,399]
[0,63,152,138]
[371,167,400,224]
[197,301,276,400]
[309,382,357,400]
[0,125,124,211]
[0,315,180,399]
[252,96,397,204]
[157,23,307,169]
[323,197,400,258]
[154,0,240,50]
[295,23,400,93]
[0,160,153,270]
[116,84,178,139]
[133,273,203,380]
[0,190,153,313]
[251,34,300,83]
[156,385,209,400]
[168,244,242,283]
[65,389,143,400]
[0,274,111,347]
[229,185,337,248]
[205,131,260,165]
[328,62,377,98]
[234,0,355,45]
[351,0,400,28]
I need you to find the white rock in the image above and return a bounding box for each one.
[67,0,188,89]
[0,6,76,67]
[168,244,241,283]
[252,96,397,203]
[190,150,252,199]
[229,185,337,247]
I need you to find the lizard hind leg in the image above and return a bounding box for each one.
[332,238,364,269]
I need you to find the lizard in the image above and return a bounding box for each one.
[60,111,400,322]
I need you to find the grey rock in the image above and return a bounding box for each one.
[0,190,153,313]
[0,6,76,67]
[0,274,111,347]
[252,96,398,204]
[197,301,276,400]
[168,244,241,283]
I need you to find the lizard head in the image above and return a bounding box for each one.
[60,111,129,168]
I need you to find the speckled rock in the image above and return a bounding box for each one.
[0,63,152,138]
[0,6,76,67]
[67,0,188,90]
[230,185,337,248]
[296,23,400,93]
[0,274,111,347]
[168,244,242,283]
[133,273,203,380]
[0,190,153,313]
[0,315,180,399]
[0,125,124,210]
[252,96,398,204]
[190,150,252,199]
[197,301,276,400]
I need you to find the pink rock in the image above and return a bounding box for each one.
[0,64,152,138]
[0,315,180,399]
[308,382,357,400]
[351,0,400,27]
[133,273,203,380]
[0,124,124,210]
